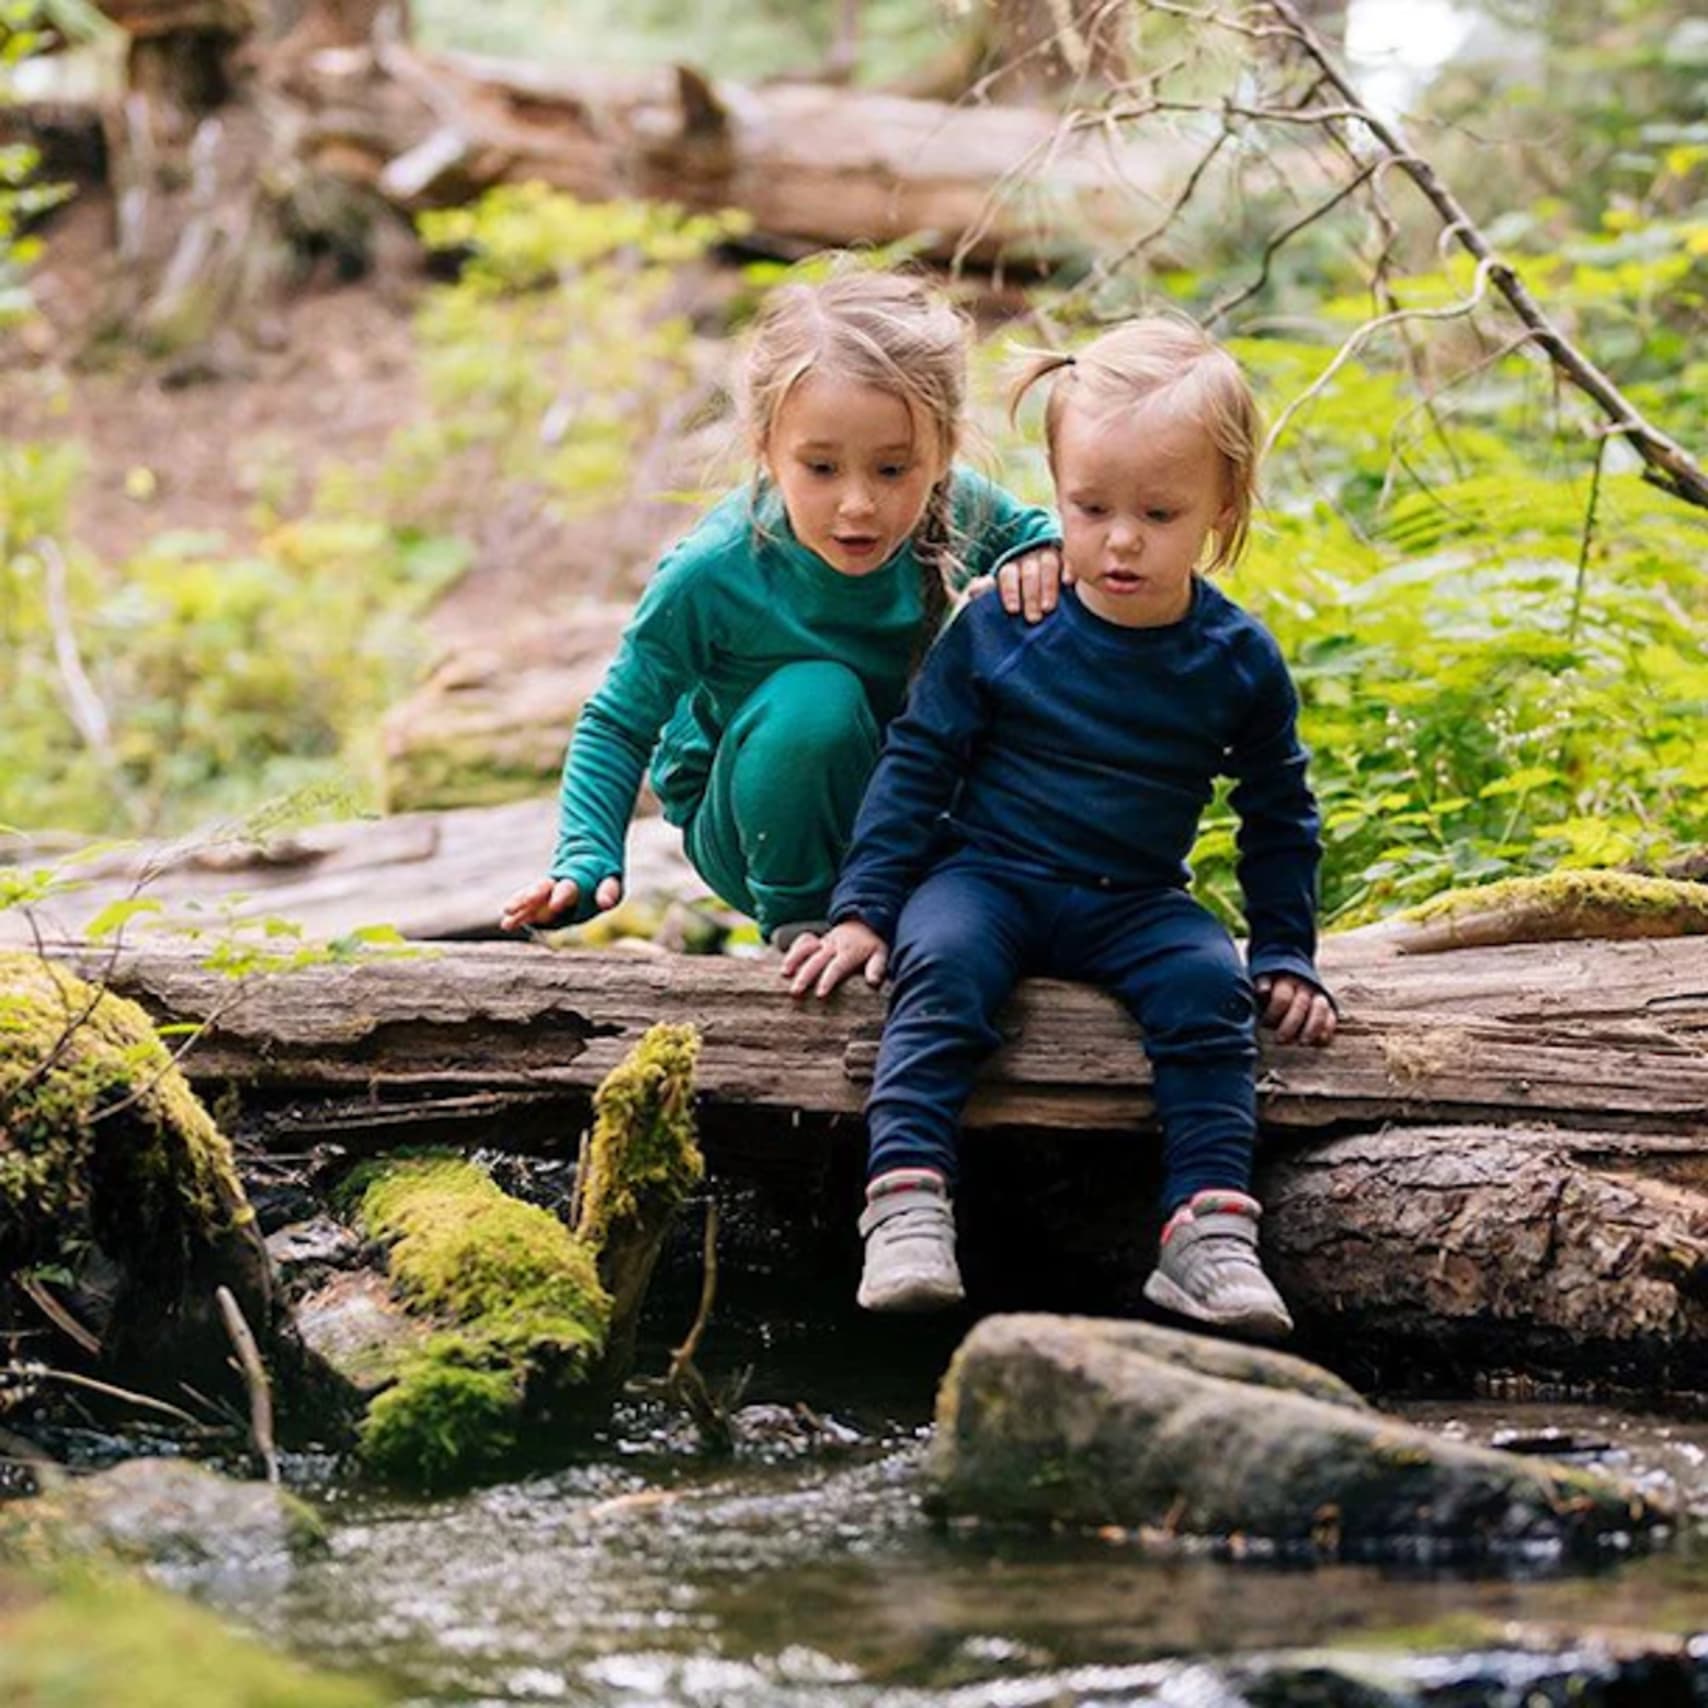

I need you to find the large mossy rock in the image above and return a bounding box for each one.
[930,1315,1669,1552]
[0,1561,387,1707]
[8,1458,325,1572]
[317,1022,704,1488]
[0,952,279,1403]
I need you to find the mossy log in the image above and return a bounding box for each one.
[1379,872,1708,954]
[314,1023,702,1488]
[929,1314,1670,1551]
[0,952,285,1410]
[27,934,1708,1384]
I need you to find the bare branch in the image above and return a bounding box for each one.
[1263,259,1496,460]
[1255,0,1708,510]
[217,1284,279,1485]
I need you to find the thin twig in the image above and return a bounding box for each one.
[1263,259,1495,459]
[17,1276,102,1356]
[1567,434,1608,645]
[5,1363,207,1428]
[667,1200,720,1385]
[216,1285,279,1485]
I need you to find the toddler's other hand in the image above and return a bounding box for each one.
[782,920,888,999]
[499,874,622,933]
[1255,973,1336,1046]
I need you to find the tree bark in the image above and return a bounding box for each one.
[39,935,1708,1134]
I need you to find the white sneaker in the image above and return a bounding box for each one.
[1143,1189,1294,1341]
[857,1169,965,1312]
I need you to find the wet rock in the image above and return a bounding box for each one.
[267,1216,366,1294]
[930,1314,1670,1553]
[730,1403,863,1458]
[12,1457,325,1570]
[295,1268,433,1398]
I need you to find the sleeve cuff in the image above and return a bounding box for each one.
[546,857,624,924]
[829,898,899,948]
[1247,946,1337,1012]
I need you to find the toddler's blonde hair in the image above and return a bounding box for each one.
[1010,315,1260,571]
[742,266,971,646]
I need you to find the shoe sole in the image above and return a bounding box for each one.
[858,1272,966,1313]
[1143,1270,1293,1340]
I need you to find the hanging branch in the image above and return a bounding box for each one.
[1252,0,1708,511]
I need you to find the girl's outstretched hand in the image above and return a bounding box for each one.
[499,874,622,933]
[964,545,1071,624]
[782,920,888,999]
[1255,973,1336,1046]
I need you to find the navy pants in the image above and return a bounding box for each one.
[866,853,1258,1211]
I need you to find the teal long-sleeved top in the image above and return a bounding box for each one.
[549,469,1059,914]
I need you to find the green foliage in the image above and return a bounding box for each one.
[0,3,75,329]
[412,0,961,88]
[1191,343,1707,926]
[0,440,469,835]
[407,186,748,519]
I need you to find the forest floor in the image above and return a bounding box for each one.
[4,187,671,651]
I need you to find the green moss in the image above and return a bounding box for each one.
[1403,870,1708,930]
[576,1023,704,1250]
[0,952,251,1280]
[351,1156,611,1488]
[358,1354,522,1488]
[0,1561,389,1706]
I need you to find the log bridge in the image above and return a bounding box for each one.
[50,929,1708,1394]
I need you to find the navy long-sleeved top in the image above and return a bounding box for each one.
[829,577,1326,990]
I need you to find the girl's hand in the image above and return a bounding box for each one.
[1255,974,1336,1046]
[782,920,889,999]
[964,545,1071,624]
[499,874,622,933]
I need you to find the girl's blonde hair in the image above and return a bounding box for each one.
[1010,315,1261,571]
[742,266,970,649]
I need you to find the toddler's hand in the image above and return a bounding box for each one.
[499,874,622,933]
[964,545,1070,624]
[781,920,888,999]
[1255,973,1336,1046]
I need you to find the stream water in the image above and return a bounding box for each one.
[144,1314,1708,1708]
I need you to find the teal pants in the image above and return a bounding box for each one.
[685,661,882,939]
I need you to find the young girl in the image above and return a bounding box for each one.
[500,270,1064,943]
[784,315,1336,1339]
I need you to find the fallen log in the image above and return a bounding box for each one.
[0,805,707,947]
[282,39,1189,268]
[38,937,1708,1134]
[22,932,1708,1389]
[1264,1122,1708,1393]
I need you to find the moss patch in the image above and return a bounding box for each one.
[576,1022,704,1250]
[1401,871,1708,940]
[0,1561,388,1707]
[350,1156,612,1488]
[0,950,253,1292]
